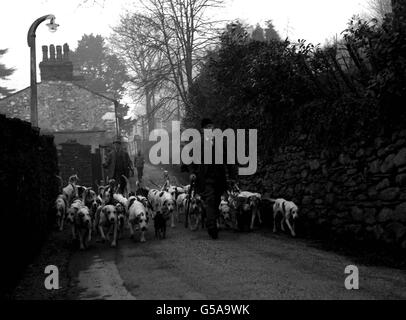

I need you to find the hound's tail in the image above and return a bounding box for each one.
[68,174,79,184]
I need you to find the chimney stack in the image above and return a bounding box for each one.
[39,43,73,81]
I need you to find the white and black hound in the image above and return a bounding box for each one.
[270,198,299,237]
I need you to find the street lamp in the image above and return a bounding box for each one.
[27,14,59,128]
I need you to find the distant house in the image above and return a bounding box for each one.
[0,43,119,187]
[0,43,118,150]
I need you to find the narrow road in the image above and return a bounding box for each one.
[65,164,406,300]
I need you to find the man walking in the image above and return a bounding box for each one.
[103,139,134,182]
[134,150,145,181]
[182,118,236,240]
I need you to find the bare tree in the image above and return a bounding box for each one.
[111,12,173,133]
[138,0,225,109]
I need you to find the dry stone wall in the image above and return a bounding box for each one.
[241,129,406,249]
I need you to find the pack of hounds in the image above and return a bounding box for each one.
[55,174,299,250]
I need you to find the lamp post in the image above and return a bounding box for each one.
[27,14,59,128]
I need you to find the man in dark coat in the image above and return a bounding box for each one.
[182,118,237,239]
[103,139,134,182]
[134,150,145,181]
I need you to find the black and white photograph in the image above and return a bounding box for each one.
[1,0,406,305]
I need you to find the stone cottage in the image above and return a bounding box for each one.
[0,43,119,187]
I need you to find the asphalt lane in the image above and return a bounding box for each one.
[65,164,406,300]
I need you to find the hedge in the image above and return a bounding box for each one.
[0,114,60,297]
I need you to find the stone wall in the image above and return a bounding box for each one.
[241,129,406,249]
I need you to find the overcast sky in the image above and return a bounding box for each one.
[1,0,369,93]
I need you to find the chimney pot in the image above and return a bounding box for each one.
[56,45,62,60]
[49,44,56,60]
[63,43,70,60]
[42,45,48,61]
